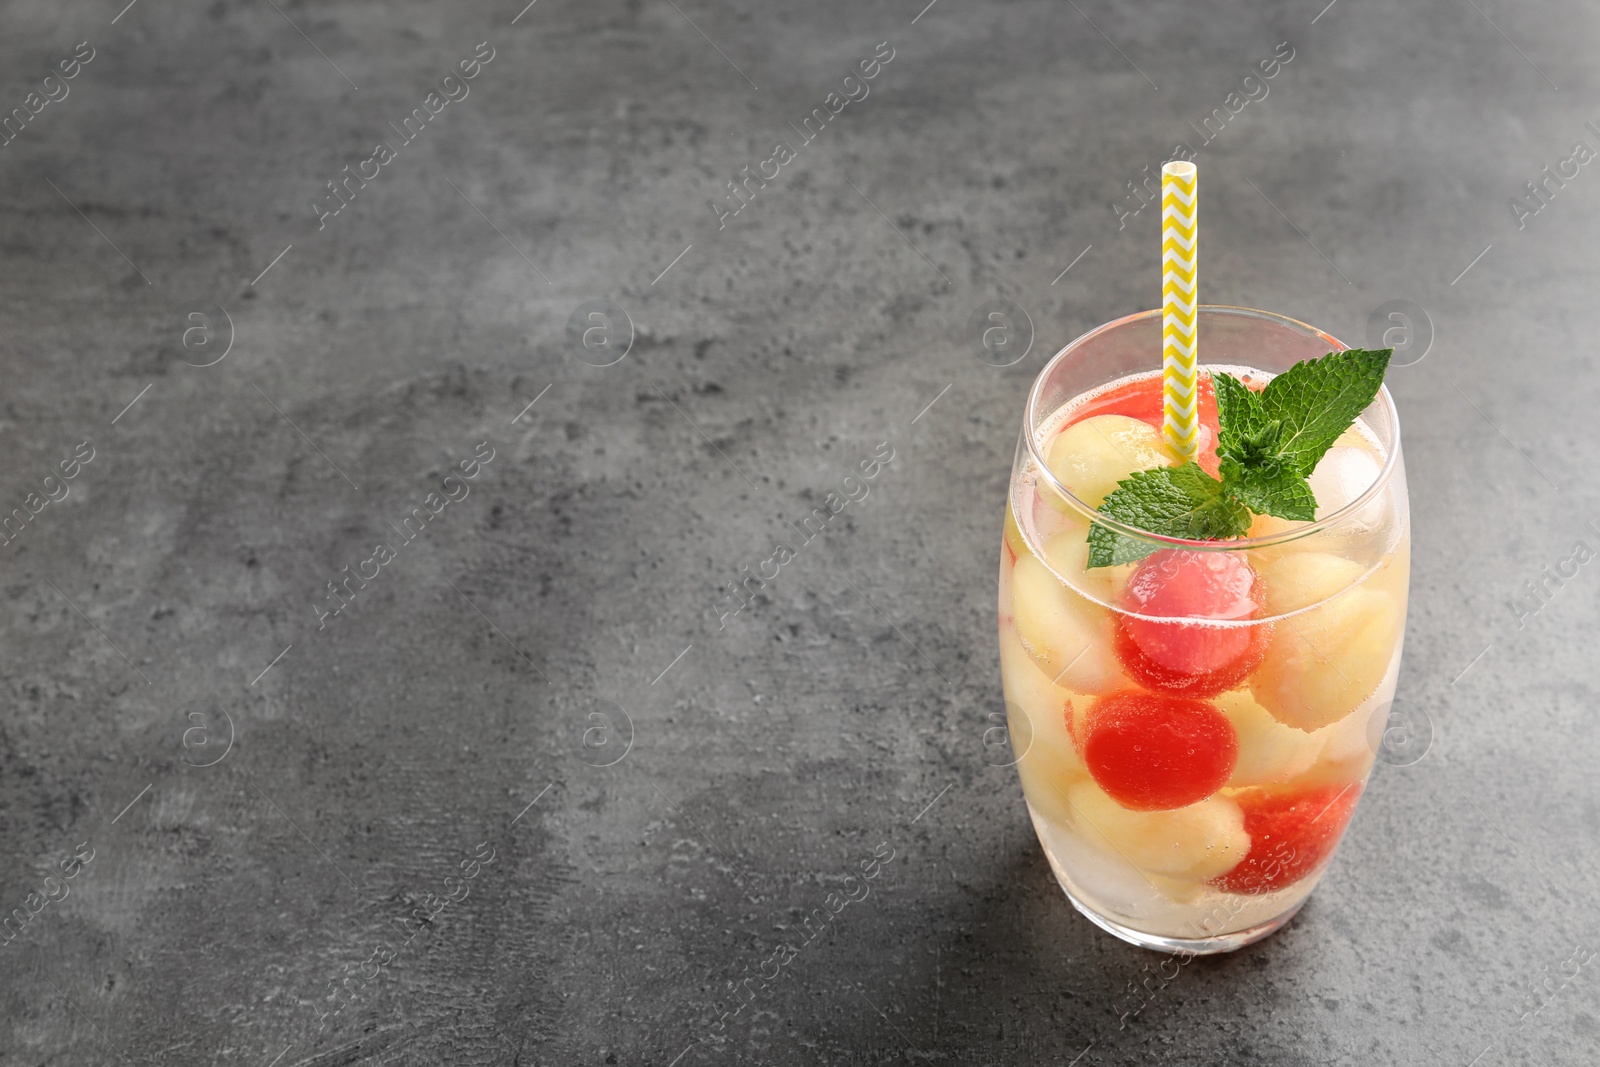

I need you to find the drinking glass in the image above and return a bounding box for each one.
[997,306,1409,953]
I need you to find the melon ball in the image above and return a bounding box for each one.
[1256,550,1368,615]
[1046,414,1173,509]
[999,625,1082,771]
[1039,530,1127,605]
[1065,779,1249,882]
[1215,689,1324,787]
[1252,584,1402,732]
[1010,552,1124,695]
[1015,750,1090,831]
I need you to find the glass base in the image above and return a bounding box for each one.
[1054,874,1307,954]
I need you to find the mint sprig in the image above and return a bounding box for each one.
[1087,464,1250,566]
[1222,348,1393,478]
[1085,348,1392,568]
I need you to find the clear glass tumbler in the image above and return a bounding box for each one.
[998,306,1409,953]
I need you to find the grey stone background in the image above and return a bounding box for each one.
[0,0,1594,1064]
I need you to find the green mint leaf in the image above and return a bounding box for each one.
[1087,464,1253,567]
[1218,455,1317,521]
[1212,371,1266,460]
[1257,348,1392,476]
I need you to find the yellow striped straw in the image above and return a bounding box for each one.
[1161,160,1199,460]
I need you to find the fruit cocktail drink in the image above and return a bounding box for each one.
[998,306,1408,953]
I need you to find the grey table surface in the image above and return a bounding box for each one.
[1,0,1595,1064]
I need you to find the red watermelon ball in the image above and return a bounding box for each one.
[1113,549,1271,698]
[1208,782,1363,894]
[1081,690,1238,811]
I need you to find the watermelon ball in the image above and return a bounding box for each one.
[1208,781,1363,895]
[1081,690,1238,811]
[1113,549,1271,698]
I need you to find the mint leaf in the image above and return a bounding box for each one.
[1212,371,1266,459]
[1087,464,1253,567]
[1256,348,1392,476]
[1218,455,1317,521]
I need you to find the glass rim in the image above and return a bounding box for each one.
[1023,304,1402,551]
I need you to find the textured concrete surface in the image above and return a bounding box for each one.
[1,0,1597,1064]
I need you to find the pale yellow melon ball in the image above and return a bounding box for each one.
[1046,414,1173,509]
[1065,779,1249,882]
[1009,552,1124,695]
[1252,584,1402,732]
[1215,689,1324,787]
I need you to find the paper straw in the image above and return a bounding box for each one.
[1161,160,1199,460]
